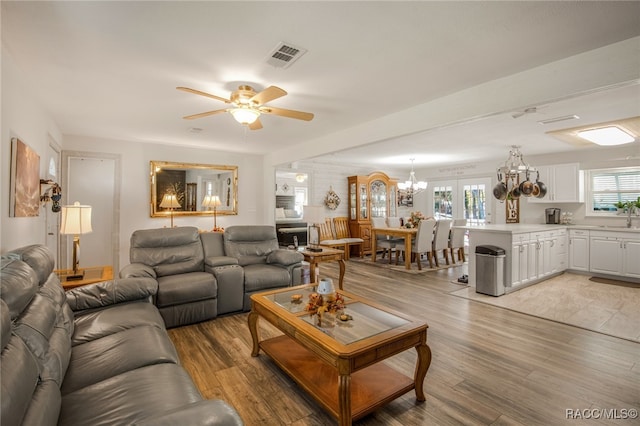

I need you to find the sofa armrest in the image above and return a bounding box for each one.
[205,256,239,268]
[65,277,158,313]
[266,249,303,266]
[119,263,156,279]
[133,400,243,426]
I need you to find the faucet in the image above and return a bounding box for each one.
[627,206,638,228]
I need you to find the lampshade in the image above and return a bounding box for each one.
[230,108,260,124]
[160,193,181,209]
[202,194,222,208]
[303,205,324,225]
[60,202,93,235]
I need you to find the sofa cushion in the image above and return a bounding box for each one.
[224,225,280,266]
[130,227,204,277]
[61,325,180,395]
[267,249,304,266]
[243,264,290,293]
[156,272,217,308]
[59,364,203,426]
[72,302,165,345]
[0,256,39,320]
[9,244,55,285]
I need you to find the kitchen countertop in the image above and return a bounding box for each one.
[463,224,640,233]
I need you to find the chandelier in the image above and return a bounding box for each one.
[493,145,546,201]
[397,158,428,195]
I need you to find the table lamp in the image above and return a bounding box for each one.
[303,205,324,252]
[160,193,181,227]
[202,194,222,230]
[60,201,93,280]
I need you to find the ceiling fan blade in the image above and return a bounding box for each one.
[183,109,228,120]
[260,106,314,121]
[249,118,263,130]
[251,86,287,106]
[177,87,231,104]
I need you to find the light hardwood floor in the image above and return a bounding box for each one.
[168,262,640,425]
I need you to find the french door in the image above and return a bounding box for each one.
[431,177,491,225]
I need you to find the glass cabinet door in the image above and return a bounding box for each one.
[389,185,397,217]
[370,180,387,218]
[350,182,357,220]
[359,184,368,219]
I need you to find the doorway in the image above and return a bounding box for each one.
[61,151,121,272]
[45,136,62,266]
[430,177,492,225]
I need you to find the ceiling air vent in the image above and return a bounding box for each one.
[266,42,307,69]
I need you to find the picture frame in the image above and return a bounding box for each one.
[9,138,40,217]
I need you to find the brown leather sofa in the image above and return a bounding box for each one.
[0,244,243,426]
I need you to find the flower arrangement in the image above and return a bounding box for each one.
[305,292,345,316]
[405,211,428,228]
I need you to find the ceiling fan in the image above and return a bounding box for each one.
[177,84,314,130]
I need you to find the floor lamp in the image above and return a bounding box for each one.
[303,205,324,252]
[60,201,93,280]
[202,194,222,231]
[160,193,181,227]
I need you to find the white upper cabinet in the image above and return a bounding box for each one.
[528,163,584,203]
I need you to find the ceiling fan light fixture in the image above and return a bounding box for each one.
[577,126,635,146]
[230,108,260,125]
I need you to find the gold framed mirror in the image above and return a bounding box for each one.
[150,161,238,218]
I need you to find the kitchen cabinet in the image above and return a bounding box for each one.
[590,231,640,278]
[528,163,584,203]
[348,172,397,255]
[568,229,590,272]
[511,230,562,288]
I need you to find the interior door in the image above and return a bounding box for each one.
[63,152,120,272]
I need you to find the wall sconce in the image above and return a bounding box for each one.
[40,179,62,212]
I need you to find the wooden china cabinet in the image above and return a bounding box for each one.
[348,172,397,254]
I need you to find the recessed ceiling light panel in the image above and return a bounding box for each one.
[577,126,635,146]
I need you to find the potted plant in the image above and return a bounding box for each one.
[614,201,626,213]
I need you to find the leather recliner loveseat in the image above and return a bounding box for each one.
[120,225,304,328]
[0,244,243,426]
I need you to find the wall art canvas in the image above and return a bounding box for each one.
[10,138,40,217]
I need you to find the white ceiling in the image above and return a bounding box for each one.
[2,1,640,168]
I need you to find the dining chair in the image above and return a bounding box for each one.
[333,216,364,258]
[372,217,395,262]
[386,217,402,228]
[395,219,436,270]
[449,219,467,264]
[432,219,452,267]
[319,218,347,254]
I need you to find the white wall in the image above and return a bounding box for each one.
[1,47,64,255]
[63,135,265,269]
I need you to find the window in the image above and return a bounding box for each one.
[588,167,640,214]
[294,187,307,215]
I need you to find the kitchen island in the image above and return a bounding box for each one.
[465,224,640,295]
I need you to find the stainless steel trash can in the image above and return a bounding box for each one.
[475,245,506,296]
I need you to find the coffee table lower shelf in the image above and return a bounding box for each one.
[260,335,415,423]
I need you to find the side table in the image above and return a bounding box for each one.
[300,248,345,289]
[55,265,114,290]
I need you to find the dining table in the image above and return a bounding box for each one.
[371,227,418,270]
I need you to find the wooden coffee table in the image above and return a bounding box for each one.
[248,284,431,426]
